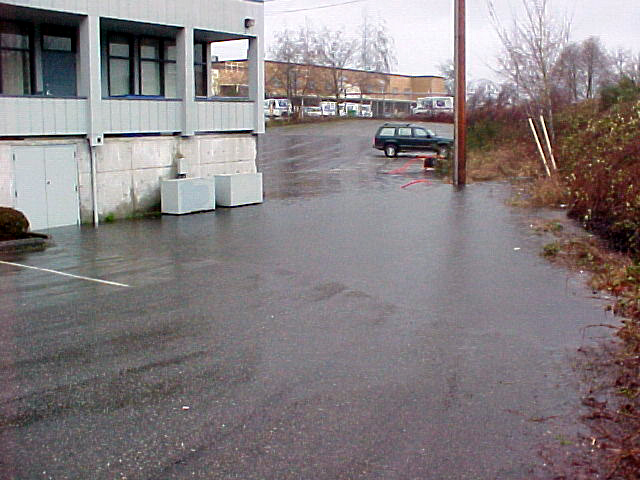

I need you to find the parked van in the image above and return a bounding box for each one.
[359,104,373,118]
[320,101,337,116]
[264,98,292,118]
[302,106,322,117]
[339,102,359,117]
[411,96,454,115]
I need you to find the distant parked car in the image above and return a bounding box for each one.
[373,123,453,158]
[320,101,337,116]
[302,106,322,117]
[359,104,373,118]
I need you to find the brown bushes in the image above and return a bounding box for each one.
[558,100,640,258]
[0,207,30,241]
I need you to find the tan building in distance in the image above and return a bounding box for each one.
[213,60,448,117]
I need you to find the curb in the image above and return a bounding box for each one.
[0,234,51,253]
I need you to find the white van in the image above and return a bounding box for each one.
[412,96,454,115]
[320,101,337,116]
[359,104,373,118]
[339,102,359,117]
[264,98,292,118]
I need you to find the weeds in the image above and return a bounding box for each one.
[466,82,640,480]
[542,242,561,258]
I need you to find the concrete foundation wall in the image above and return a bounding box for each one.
[0,133,257,224]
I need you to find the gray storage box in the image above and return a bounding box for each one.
[161,178,215,214]
[214,173,263,207]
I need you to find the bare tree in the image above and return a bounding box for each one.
[467,79,500,111]
[580,37,611,99]
[356,15,396,73]
[291,24,320,108]
[269,28,303,108]
[268,25,325,114]
[354,15,396,100]
[438,60,455,95]
[488,0,571,138]
[555,42,582,102]
[612,48,632,80]
[613,49,640,84]
[555,37,613,102]
[314,26,357,106]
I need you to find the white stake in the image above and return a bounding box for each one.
[529,118,551,177]
[539,115,557,171]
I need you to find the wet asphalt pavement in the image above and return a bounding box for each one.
[0,119,613,479]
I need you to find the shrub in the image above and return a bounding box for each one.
[0,207,30,240]
[600,77,640,111]
[559,100,640,258]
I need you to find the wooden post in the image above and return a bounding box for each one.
[539,115,557,171]
[454,0,466,185]
[529,118,551,177]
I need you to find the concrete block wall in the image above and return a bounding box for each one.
[0,132,257,224]
[94,133,256,220]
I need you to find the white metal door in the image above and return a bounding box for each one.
[13,146,79,231]
[44,146,79,228]
[14,147,48,230]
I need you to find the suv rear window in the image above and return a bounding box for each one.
[378,127,395,137]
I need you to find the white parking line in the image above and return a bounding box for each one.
[0,261,130,288]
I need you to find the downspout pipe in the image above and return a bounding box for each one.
[88,139,99,227]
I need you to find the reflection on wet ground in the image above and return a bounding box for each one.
[258,120,452,200]
[0,120,611,479]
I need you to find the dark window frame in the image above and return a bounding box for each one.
[194,42,207,97]
[138,36,176,97]
[107,33,177,98]
[0,20,34,95]
[107,33,134,96]
[40,25,77,96]
[41,25,76,53]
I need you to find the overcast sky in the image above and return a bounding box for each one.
[247,0,640,82]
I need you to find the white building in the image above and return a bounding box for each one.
[0,0,265,229]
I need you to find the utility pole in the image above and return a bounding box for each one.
[454,0,466,185]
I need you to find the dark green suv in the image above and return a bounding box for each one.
[373,123,453,158]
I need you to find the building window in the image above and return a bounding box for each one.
[0,21,32,95]
[194,42,207,97]
[139,37,176,97]
[42,27,76,96]
[164,42,177,98]
[108,34,132,96]
[107,34,176,98]
[139,37,161,95]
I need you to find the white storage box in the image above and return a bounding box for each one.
[214,173,263,207]
[161,178,215,214]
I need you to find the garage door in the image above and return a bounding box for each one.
[13,145,80,231]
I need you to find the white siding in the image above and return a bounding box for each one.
[2,0,262,35]
[103,100,182,134]
[0,97,88,136]
[195,101,254,132]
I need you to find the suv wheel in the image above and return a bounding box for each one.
[438,145,450,157]
[384,144,398,157]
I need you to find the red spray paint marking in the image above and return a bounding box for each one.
[386,154,439,175]
[387,158,420,175]
[401,179,432,189]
